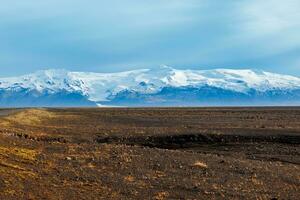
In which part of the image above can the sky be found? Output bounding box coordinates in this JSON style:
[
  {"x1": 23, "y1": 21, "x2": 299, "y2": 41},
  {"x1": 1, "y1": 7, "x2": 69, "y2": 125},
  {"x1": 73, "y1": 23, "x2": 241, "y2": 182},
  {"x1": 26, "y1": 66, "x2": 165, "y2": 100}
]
[{"x1": 0, "y1": 0, "x2": 300, "y2": 77}]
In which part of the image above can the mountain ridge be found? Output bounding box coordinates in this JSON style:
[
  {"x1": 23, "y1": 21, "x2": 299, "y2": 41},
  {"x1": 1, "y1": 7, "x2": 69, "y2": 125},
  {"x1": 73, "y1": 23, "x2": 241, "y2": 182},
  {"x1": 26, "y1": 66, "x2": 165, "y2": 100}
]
[{"x1": 1, "y1": 67, "x2": 300, "y2": 107}]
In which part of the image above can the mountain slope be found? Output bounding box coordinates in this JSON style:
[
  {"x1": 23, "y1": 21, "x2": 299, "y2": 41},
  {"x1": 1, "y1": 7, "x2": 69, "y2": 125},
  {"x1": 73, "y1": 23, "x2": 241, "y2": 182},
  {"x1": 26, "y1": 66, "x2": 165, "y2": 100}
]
[{"x1": 0, "y1": 66, "x2": 300, "y2": 107}]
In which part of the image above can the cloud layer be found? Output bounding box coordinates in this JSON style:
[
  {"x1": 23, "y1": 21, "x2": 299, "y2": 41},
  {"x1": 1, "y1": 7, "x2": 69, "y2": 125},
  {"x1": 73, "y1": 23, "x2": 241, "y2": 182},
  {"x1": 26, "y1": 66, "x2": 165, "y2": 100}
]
[{"x1": 0, "y1": 0, "x2": 299, "y2": 76}]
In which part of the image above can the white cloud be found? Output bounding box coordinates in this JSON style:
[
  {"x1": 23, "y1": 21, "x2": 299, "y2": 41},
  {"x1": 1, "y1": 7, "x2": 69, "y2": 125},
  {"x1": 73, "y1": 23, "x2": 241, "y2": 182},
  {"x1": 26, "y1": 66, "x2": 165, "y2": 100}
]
[
  {"x1": 0, "y1": 0, "x2": 300, "y2": 75},
  {"x1": 240, "y1": 0, "x2": 300, "y2": 34}
]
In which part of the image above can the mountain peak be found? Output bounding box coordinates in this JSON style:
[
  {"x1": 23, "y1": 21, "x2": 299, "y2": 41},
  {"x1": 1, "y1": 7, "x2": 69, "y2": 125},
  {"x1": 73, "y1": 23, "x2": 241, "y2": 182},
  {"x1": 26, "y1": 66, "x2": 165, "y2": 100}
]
[
  {"x1": 0, "y1": 67, "x2": 300, "y2": 107},
  {"x1": 32, "y1": 68, "x2": 70, "y2": 77},
  {"x1": 158, "y1": 65, "x2": 175, "y2": 70}
]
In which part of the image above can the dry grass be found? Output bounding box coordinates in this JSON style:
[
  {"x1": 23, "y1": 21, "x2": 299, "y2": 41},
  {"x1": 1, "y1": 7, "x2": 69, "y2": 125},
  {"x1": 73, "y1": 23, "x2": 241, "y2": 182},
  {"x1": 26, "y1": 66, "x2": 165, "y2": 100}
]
[
  {"x1": 154, "y1": 191, "x2": 169, "y2": 200},
  {"x1": 124, "y1": 175, "x2": 135, "y2": 182},
  {"x1": 0, "y1": 108, "x2": 299, "y2": 199},
  {"x1": 193, "y1": 161, "x2": 208, "y2": 169},
  {"x1": 0, "y1": 146, "x2": 38, "y2": 161},
  {"x1": 3, "y1": 109, "x2": 56, "y2": 126},
  {"x1": 0, "y1": 145, "x2": 38, "y2": 180}
]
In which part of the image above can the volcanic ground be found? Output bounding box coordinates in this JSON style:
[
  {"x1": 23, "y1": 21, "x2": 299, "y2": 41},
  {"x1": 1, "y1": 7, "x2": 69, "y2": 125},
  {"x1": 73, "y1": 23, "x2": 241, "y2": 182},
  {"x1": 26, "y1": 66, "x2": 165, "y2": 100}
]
[{"x1": 0, "y1": 107, "x2": 299, "y2": 199}]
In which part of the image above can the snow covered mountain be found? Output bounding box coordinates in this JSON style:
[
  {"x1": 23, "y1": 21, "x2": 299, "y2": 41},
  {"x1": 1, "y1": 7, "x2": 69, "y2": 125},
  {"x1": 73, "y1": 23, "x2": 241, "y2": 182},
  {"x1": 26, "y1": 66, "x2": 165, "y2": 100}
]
[{"x1": 1, "y1": 66, "x2": 300, "y2": 107}]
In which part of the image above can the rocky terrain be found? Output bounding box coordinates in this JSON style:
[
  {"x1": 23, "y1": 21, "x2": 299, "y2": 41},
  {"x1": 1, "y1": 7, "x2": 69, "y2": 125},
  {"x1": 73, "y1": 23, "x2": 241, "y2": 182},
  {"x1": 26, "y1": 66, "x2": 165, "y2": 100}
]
[{"x1": 0, "y1": 107, "x2": 299, "y2": 199}]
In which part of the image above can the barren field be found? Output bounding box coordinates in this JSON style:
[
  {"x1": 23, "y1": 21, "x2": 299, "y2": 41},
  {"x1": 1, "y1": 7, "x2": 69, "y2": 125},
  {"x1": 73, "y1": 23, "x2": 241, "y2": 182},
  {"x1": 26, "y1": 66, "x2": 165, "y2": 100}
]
[{"x1": 0, "y1": 107, "x2": 299, "y2": 199}]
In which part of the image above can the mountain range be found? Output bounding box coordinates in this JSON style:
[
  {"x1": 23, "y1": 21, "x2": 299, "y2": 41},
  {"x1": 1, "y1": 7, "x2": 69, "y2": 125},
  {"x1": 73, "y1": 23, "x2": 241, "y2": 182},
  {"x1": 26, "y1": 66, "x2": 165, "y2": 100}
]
[{"x1": 1, "y1": 66, "x2": 300, "y2": 107}]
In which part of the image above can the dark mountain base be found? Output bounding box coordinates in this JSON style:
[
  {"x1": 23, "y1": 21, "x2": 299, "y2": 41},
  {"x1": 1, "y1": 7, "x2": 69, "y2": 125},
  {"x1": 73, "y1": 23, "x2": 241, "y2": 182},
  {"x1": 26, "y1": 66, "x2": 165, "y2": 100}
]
[
  {"x1": 105, "y1": 86, "x2": 300, "y2": 106},
  {"x1": 0, "y1": 89, "x2": 97, "y2": 107}
]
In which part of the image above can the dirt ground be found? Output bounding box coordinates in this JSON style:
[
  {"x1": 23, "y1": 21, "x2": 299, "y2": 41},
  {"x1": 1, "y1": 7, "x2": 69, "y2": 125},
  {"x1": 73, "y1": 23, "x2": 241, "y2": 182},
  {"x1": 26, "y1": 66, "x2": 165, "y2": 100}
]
[{"x1": 0, "y1": 107, "x2": 299, "y2": 199}]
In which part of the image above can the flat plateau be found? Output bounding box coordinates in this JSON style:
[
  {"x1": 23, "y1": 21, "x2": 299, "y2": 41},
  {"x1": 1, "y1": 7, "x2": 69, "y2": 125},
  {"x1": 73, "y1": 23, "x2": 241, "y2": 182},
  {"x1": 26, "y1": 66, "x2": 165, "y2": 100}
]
[{"x1": 0, "y1": 107, "x2": 299, "y2": 199}]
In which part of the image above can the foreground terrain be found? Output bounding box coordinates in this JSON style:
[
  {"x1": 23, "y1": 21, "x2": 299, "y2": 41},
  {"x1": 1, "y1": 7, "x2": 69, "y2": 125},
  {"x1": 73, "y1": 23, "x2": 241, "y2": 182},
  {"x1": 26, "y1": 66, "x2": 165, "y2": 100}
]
[{"x1": 0, "y1": 107, "x2": 299, "y2": 199}]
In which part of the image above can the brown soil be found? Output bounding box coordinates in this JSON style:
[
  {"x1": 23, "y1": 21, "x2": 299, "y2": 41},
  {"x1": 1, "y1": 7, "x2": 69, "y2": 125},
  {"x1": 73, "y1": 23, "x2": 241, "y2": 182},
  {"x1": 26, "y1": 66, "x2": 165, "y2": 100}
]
[{"x1": 0, "y1": 107, "x2": 299, "y2": 199}]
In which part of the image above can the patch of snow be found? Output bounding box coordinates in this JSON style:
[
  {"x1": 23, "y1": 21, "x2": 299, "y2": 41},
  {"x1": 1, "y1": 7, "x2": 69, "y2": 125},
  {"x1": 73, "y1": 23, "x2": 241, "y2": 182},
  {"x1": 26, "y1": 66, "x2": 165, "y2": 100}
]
[{"x1": 1, "y1": 66, "x2": 300, "y2": 102}]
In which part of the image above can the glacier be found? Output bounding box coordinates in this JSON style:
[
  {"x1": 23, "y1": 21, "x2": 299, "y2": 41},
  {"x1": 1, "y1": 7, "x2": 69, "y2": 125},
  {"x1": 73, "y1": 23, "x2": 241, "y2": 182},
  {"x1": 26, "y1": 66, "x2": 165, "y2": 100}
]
[{"x1": 0, "y1": 66, "x2": 300, "y2": 107}]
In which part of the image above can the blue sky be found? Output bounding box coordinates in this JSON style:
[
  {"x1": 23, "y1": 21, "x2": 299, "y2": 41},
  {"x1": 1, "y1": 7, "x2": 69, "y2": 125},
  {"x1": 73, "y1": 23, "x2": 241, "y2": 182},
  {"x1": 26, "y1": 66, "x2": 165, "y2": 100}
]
[{"x1": 0, "y1": 0, "x2": 300, "y2": 76}]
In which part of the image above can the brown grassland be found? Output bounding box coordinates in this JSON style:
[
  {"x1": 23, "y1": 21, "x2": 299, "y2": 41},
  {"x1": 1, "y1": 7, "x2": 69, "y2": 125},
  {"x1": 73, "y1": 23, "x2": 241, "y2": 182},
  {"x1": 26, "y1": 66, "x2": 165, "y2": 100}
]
[{"x1": 0, "y1": 107, "x2": 299, "y2": 199}]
